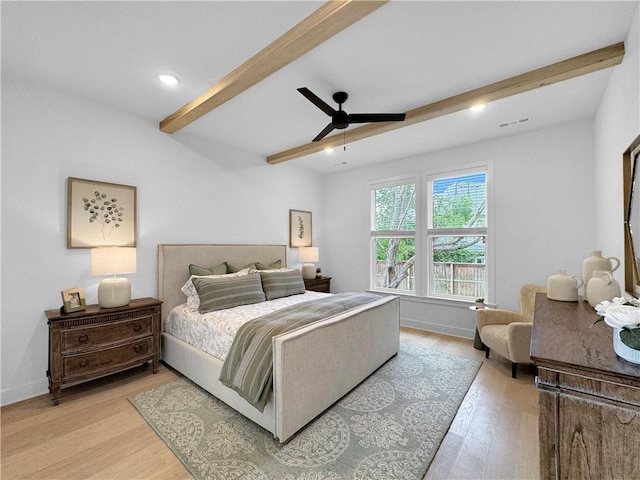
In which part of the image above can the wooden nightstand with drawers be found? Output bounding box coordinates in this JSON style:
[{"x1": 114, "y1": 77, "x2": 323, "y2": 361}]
[
  {"x1": 303, "y1": 276, "x2": 331, "y2": 293},
  {"x1": 45, "y1": 297, "x2": 162, "y2": 405}
]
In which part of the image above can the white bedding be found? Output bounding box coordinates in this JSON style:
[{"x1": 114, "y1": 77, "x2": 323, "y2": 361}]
[{"x1": 164, "y1": 290, "x2": 330, "y2": 360}]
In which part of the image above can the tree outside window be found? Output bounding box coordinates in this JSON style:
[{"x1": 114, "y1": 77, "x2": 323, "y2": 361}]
[{"x1": 371, "y1": 168, "x2": 488, "y2": 300}]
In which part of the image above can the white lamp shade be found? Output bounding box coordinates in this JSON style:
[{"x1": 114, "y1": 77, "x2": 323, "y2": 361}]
[
  {"x1": 298, "y1": 247, "x2": 319, "y2": 263},
  {"x1": 91, "y1": 247, "x2": 136, "y2": 275},
  {"x1": 91, "y1": 247, "x2": 136, "y2": 308}
]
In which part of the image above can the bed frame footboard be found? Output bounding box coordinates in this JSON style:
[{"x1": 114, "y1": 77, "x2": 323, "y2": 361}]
[{"x1": 273, "y1": 295, "x2": 399, "y2": 442}]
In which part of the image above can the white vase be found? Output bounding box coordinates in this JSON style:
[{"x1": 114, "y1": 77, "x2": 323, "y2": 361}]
[
  {"x1": 612, "y1": 327, "x2": 640, "y2": 364},
  {"x1": 582, "y1": 250, "x2": 620, "y2": 287},
  {"x1": 586, "y1": 270, "x2": 621, "y2": 307},
  {"x1": 546, "y1": 269, "x2": 583, "y2": 302}
]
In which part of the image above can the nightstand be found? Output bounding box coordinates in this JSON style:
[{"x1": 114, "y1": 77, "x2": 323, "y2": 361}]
[
  {"x1": 303, "y1": 276, "x2": 331, "y2": 293},
  {"x1": 45, "y1": 297, "x2": 162, "y2": 405}
]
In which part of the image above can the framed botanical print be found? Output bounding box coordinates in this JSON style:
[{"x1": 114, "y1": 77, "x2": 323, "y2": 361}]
[
  {"x1": 289, "y1": 209, "x2": 312, "y2": 247},
  {"x1": 67, "y1": 177, "x2": 137, "y2": 248}
]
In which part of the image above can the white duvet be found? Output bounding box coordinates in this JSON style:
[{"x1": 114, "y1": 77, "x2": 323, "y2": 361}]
[{"x1": 164, "y1": 291, "x2": 330, "y2": 361}]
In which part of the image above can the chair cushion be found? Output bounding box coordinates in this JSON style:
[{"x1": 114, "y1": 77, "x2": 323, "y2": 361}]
[{"x1": 480, "y1": 324, "x2": 534, "y2": 365}]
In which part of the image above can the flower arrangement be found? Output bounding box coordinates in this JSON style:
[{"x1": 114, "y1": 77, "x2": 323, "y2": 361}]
[{"x1": 594, "y1": 297, "x2": 640, "y2": 351}]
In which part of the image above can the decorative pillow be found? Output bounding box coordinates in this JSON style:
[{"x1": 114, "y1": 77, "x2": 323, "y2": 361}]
[
  {"x1": 181, "y1": 269, "x2": 250, "y2": 310},
  {"x1": 227, "y1": 262, "x2": 257, "y2": 273},
  {"x1": 193, "y1": 273, "x2": 266, "y2": 313},
  {"x1": 189, "y1": 262, "x2": 227, "y2": 276},
  {"x1": 260, "y1": 269, "x2": 305, "y2": 301},
  {"x1": 255, "y1": 259, "x2": 282, "y2": 270},
  {"x1": 250, "y1": 267, "x2": 294, "y2": 273}
]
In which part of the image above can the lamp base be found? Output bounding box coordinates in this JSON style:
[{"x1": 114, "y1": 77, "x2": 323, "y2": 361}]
[
  {"x1": 98, "y1": 277, "x2": 131, "y2": 308},
  {"x1": 301, "y1": 264, "x2": 317, "y2": 280}
]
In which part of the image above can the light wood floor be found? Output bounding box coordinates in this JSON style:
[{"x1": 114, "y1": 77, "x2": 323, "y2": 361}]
[{"x1": 1, "y1": 328, "x2": 539, "y2": 480}]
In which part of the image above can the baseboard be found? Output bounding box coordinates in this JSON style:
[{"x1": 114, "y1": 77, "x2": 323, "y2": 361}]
[
  {"x1": 1, "y1": 378, "x2": 49, "y2": 407},
  {"x1": 401, "y1": 317, "x2": 475, "y2": 340}
]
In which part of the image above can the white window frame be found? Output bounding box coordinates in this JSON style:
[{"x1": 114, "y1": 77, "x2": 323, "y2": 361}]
[
  {"x1": 369, "y1": 175, "x2": 419, "y2": 295},
  {"x1": 425, "y1": 162, "x2": 492, "y2": 302},
  {"x1": 369, "y1": 161, "x2": 493, "y2": 304}
]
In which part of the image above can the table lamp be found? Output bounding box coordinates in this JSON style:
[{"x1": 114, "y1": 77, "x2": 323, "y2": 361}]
[
  {"x1": 91, "y1": 246, "x2": 136, "y2": 308},
  {"x1": 298, "y1": 247, "x2": 319, "y2": 280}
]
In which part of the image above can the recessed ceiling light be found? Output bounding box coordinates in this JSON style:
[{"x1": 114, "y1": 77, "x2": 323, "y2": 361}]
[
  {"x1": 158, "y1": 74, "x2": 179, "y2": 86},
  {"x1": 324, "y1": 147, "x2": 335, "y2": 153},
  {"x1": 469, "y1": 104, "x2": 486, "y2": 112}
]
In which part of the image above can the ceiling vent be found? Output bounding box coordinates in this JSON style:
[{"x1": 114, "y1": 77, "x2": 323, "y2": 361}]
[{"x1": 499, "y1": 116, "x2": 533, "y2": 128}]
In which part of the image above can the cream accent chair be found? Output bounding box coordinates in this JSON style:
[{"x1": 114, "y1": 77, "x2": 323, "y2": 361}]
[{"x1": 476, "y1": 284, "x2": 546, "y2": 378}]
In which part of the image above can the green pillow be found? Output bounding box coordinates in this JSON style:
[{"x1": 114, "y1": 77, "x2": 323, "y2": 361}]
[
  {"x1": 193, "y1": 273, "x2": 265, "y2": 312},
  {"x1": 227, "y1": 262, "x2": 257, "y2": 273},
  {"x1": 189, "y1": 262, "x2": 227, "y2": 276},
  {"x1": 255, "y1": 259, "x2": 282, "y2": 270},
  {"x1": 260, "y1": 270, "x2": 305, "y2": 300}
]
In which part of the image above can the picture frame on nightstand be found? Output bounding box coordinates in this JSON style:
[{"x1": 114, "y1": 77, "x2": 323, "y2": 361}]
[{"x1": 61, "y1": 287, "x2": 86, "y2": 313}]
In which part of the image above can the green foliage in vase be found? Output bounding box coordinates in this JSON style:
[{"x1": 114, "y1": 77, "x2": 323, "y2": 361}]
[{"x1": 620, "y1": 327, "x2": 640, "y2": 350}]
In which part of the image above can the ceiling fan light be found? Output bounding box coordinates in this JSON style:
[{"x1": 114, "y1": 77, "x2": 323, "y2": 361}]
[
  {"x1": 324, "y1": 147, "x2": 335, "y2": 153},
  {"x1": 470, "y1": 104, "x2": 486, "y2": 112},
  {"x1": 158, "y1": 74, "x2": 179, "y2": 86}
]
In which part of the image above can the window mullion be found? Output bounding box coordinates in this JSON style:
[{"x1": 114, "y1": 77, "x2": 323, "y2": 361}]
[{"x1": 428, "y1": 227, "x2": 487, "y2": 236}]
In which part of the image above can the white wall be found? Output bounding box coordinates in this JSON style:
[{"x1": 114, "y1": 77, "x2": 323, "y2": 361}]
[
  {"x1": 594, "y1": 7, "x2": 640, "y2": 287},
  {"x1": 324, "y1": 120, "x2": 596, "y2": 337},
  {"x1": 0, "y1": 74, "x2": 325, "y2": 405}
]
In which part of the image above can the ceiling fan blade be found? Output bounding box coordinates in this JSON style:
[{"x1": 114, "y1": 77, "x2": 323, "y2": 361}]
[
  {"x1": 348, "y1": 113, "x2": 406, "y2": 123},
  {"x1": 312, "y1": 123, "x2": 336, "y2": 142},
  {"x1": 298, "y1": 87, "x2": 336, "y2": 116}
]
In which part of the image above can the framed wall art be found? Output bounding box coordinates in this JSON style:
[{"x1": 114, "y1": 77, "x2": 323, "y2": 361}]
[
  {"x1": 61, "y1": 287, "x2": 86, "y2": 313},
  {"x1": 67, "y1": 177, "x2": 137, "y2": 248},
  {"x1": 289, "y1": 209, "x2": 312, "y2": 247}
]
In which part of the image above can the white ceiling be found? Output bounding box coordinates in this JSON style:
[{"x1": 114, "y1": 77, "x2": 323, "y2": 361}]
[{"x1": 2, "y1": 1, "x2": 638, "y2": 174}]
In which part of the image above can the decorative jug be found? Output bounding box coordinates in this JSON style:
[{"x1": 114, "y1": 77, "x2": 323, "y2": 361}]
[
  {"x1": 586, "y1": 270, "x2": 621, "y2": 307},
  {"x1": 582, "y1": 250, "x2": 620, "y2": 287},
  {"x1": 546, "y1": 269, "x2": 583, "y2": 302}
]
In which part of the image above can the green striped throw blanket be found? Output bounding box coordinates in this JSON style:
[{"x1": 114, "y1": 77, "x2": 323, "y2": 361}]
[{"x1": 219, "y1": 292, "x2": 381, "y2": 411}]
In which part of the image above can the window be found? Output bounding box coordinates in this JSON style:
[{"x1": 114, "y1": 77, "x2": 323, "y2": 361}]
[
  {"x1": 370, "y1": 178, "x2": 416, "y2": 294},
  {"x1": 427, "y1": 170, "x2": 487, "y2": 300},
  {"x1": 370, "y1": 165, "x2": 490, "y2": 302}
]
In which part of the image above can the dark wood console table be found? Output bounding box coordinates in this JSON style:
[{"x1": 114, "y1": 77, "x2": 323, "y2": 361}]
[
  {"x1": 45, "y1": 297, "x2": 161, "y2": 405},
  {"x1": 530, "y1": 293, "x2": 640, "y2": 479}
]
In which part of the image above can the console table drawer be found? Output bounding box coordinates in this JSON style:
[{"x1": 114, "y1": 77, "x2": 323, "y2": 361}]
[
  {"x1": 62, "y1": 315, "x2": 152, "y2": 351},
  {"x1": 63, "y1": 338, "x2": 153, "y2": 378}
]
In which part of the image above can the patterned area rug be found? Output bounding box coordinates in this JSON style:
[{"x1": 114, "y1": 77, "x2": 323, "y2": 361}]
[{"x1": 130, "y1": 343, "x2": 481, "y2": 480}]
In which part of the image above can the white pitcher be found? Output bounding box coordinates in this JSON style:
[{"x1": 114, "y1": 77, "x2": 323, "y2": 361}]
[
  {"x1": 586, "y1": 270, "x2": 621, "y2": 307},
  {"x1": 547, "y1": 269, "x2": 583, "y2": 302},
  {"x1": 582, "y1": 250, "x2": 620, "y2": 287}
]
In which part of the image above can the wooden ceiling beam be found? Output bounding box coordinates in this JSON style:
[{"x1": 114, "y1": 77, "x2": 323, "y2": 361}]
[
  {"x1": 159, "y1": 0, "x2": 387, "y2": 134},
  {"x1": 267, "y1": 41, "x2": 625, "y2": 165}
]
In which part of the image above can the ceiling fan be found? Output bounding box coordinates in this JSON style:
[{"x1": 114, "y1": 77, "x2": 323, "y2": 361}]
[{"x1": 297, "y1": 87, "x2": 406, "y2": 142}]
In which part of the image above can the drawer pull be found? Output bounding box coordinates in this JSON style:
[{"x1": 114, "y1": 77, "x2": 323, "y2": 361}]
[
  {"x1": 133, "y1": 323, "x2": 142, "y2": 332},
  {"x1": 78, "y1": 334, "x2": 89, "y2": 343},
  {"x1": 80, "y1": 359, "x2": 89, "y2": 367},
  {"x1": 134, "y1": 345, "x2": 143, "y2": 353}
]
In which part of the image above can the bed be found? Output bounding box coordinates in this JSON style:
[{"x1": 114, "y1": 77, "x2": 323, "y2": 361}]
[{"x1": 157, "y1": 243, "x2": 400, "y2": 442}]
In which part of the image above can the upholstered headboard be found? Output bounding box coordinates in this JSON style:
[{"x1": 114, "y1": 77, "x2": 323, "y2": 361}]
[{"x1": 157, "y1": 244, "x2": 287, "y2": 321}]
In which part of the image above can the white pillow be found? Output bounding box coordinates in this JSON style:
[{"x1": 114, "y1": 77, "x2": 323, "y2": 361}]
[{"x1": 181, "y1": 268, "x2": 250, "y2": 310}]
